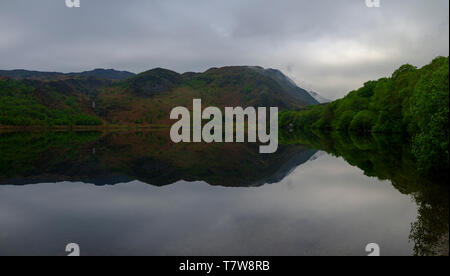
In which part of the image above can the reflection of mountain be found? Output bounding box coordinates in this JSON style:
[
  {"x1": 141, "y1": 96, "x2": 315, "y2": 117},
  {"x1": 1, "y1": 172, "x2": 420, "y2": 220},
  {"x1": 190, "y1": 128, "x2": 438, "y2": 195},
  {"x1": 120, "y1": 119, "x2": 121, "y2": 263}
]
[
  {"x1": 0, "y1": 131, "x2": 316, "y2": 187},
  {"x1": 261, "y1": 148, "x2": 317, "y2": 185},
  {"x1": 306, "y1": 151, "x2": 326, "y2": 162}
]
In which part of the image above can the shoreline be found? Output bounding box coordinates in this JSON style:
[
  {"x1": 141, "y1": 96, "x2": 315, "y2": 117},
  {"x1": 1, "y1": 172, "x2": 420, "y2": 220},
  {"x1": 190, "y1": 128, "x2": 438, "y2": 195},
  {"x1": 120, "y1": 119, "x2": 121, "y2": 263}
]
[{"x1": 0, "y1": 124, "x2": 170, "y2": 132}]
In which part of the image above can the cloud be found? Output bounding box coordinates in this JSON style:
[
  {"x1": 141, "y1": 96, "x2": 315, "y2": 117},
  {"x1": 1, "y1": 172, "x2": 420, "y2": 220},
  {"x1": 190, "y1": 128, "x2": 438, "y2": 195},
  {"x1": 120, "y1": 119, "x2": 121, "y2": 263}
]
[{"x1": 0, "y1": 0, "x2": 448, "y2": 99}]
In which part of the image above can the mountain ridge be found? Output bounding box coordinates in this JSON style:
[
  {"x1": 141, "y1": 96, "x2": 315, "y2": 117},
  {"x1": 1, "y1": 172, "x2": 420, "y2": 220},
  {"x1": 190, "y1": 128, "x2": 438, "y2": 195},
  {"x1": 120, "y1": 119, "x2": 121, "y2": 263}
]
[
  {"x1": 0, "y1": 68, "x2": 135, "y2": 81},
  {"x1": 0, "y1": 65, "x2": 321, "y2": 127},
  {"x1": 0, "y1": 66, "x2": 326, "y2": 104}
]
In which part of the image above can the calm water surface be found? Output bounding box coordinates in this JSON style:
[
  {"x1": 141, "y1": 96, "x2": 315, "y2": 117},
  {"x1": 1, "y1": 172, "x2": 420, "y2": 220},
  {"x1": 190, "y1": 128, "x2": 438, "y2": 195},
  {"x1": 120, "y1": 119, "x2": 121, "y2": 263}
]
[{"x1": 0, "y1": 131, "x2": 447, "y2": 256}]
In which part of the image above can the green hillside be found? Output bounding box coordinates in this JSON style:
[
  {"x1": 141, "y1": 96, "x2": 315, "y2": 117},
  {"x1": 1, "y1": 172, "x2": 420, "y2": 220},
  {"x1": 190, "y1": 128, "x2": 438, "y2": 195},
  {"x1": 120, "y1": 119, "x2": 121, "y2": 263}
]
[
  {"x1": 280, "y1": 56, "x2": 449, "y2": 178},
  {"x1": 0, "y1": 66, "x2": 317, "y2": 127},
  {"x1": 0, "y1": 77, "x2": 102, "y2": 126}
]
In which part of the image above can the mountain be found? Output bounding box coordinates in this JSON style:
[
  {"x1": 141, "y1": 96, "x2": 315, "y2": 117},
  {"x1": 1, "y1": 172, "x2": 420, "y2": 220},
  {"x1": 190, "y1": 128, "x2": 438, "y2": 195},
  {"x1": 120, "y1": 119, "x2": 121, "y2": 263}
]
[
  {"x1": 95, "y1": 66, "x2": 317, "y2": 125},
  {"x1": 0, "y1": 68, "x2": 135, "y2": 81},
  {"x1": 122, "y1": 67, "x2": 183, "y2": 97},
  {"x1": 249, "y1": 67, "x2": 319, "y2": 105},
  {"x1": 66, "y1": 69, "x2": 135, "y2": 80},
  {"x1": 0, "y1": 65, "x2": 318, "y2": 127},
  {"x1": 308, "y1": 91, "x2": 331, "y2": 103}
]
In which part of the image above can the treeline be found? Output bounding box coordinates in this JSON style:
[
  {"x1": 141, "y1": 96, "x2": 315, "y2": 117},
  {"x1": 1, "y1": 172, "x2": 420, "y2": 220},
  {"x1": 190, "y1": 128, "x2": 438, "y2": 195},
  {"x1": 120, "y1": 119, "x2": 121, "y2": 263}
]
[
  {"x1": 0, "y1": 78, "x2": 102, "y2": 126},
  {"x1": 280, "y1": 57, "x2": 449, "y2": 178}
]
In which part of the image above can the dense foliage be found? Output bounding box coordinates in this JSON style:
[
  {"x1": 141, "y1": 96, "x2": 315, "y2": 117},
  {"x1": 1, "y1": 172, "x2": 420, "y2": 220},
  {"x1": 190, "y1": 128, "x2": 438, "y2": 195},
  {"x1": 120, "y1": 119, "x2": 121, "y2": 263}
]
[
  {"x1": 280, "y1": 57, "x2": 449, "y2": 178},
  {"x1": 0, "y1": 78, "x2": 102, "y2": 126}
]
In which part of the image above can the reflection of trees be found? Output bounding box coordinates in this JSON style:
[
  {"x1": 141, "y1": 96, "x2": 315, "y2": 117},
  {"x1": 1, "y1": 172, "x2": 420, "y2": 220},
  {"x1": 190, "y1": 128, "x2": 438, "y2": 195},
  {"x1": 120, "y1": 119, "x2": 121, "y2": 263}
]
[
  {"x1": 280, "y1": 129, "x2": 449, "y2": 256},
  {"x1": 0, "y1": 131, "x2": 102, "y2": 178},
  {"x1": 410, "y1": 184, "x2": 449, "y2": 256}
]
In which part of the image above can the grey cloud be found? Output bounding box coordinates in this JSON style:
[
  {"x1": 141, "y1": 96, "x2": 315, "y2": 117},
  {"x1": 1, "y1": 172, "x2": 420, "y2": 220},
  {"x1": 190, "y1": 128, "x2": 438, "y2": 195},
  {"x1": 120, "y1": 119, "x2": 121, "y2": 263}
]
[{"x1": 0, "y1": 0, "x2": 448, "y2": 99}]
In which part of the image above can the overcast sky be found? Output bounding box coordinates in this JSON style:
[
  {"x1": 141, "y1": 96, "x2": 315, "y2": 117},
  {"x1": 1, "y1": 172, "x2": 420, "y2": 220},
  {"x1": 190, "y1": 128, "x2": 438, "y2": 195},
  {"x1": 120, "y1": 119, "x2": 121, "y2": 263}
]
[{"x1": 0, "y1": 0, "x2": 448, "y2": 99}]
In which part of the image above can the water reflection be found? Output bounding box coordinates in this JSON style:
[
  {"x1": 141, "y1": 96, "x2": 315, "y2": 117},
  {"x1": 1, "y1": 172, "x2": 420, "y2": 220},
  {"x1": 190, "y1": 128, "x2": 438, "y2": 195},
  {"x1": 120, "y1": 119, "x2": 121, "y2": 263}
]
[
  {"x1": 281, "y1": 129, "x2": 449, "y2": 256},
  {"x1": 0, "y1": 131, "x2": 316, "y2": 187},
  {"x1": 0, "y1": 130, "x2": 447, "y2": 256}
]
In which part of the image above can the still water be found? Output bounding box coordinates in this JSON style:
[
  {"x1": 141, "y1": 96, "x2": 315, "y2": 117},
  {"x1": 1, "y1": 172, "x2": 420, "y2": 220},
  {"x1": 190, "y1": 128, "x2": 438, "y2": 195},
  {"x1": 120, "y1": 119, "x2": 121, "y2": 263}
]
[{"x1": 0, "y1": 131, "x2": 447, "y2": 256}]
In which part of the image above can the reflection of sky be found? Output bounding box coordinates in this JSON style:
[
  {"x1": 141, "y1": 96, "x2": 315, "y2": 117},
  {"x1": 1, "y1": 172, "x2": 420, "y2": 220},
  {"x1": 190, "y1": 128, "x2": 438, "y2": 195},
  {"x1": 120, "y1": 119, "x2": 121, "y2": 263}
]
[{"x1": 0, "y1": 153, "x2": 417, "y2": 256}]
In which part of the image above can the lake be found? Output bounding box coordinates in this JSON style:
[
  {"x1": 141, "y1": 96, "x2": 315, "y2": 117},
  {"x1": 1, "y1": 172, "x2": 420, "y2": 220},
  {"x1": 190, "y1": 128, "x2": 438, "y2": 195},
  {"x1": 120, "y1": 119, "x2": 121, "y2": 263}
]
[{"x1": 0, "y1": 130, "x2": 448, "y2": 256}]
